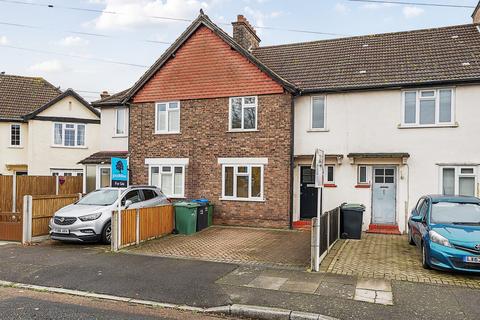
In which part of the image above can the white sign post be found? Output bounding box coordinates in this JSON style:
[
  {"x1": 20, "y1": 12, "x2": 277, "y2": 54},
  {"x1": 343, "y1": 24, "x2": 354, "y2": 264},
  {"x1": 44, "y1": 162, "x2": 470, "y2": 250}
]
[{"x1": 312, "y1": 148, "x2": 325, "y2": 272}]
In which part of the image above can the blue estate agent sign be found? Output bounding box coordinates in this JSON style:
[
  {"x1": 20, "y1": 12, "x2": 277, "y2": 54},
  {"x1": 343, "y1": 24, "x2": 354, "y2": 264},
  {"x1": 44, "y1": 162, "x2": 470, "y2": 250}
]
[{"x1": 111, "y1": 157, "x2": 128, "y2": 188}]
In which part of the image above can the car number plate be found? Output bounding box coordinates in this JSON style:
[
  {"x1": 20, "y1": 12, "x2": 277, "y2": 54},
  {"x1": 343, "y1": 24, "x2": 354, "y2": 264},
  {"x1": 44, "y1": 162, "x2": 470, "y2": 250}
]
[
  {"x1": 464, "y1": 256, "x2": 480, "y2": 263},
  {"x1": 53, "y1": 228, "x2": 70, "y2": 234}
]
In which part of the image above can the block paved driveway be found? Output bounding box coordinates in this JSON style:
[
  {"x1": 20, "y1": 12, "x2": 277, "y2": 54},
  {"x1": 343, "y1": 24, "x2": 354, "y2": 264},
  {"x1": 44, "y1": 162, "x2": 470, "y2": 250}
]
[
  {"x1": 127, "y1": 226, "x2": 310, "y2": 269},
  {"x1": 321, "y1": 233, "x2": 480, "y2": 288}
]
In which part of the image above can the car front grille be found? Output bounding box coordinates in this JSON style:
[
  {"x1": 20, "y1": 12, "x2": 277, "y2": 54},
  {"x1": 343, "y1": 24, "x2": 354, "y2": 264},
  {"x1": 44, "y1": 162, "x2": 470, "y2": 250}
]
[
  {"x1": 450, "y1": 257, "x2": 480, "y2": 270},
  {"x1": 54, "y1": 216, "x2": 77, "y2": 225},
  {"x1": 452, "y1": 244, "x2": 480, "y2": 255}
]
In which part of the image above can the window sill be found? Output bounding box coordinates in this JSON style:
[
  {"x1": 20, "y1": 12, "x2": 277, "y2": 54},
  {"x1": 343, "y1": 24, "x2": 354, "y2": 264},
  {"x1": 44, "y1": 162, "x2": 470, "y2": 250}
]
[
  {"x1": 227, "y1": 129, "x2": 259, "y2": 133},
  {"x1": 219, "y1": 197, "x2": 265, "y2": 202},
  {"x1": 324, "y1": 184, "x2": 337, "y2": 188},
  {"x1": 154, "y1": 131, "x2": 181, "y2": 135},
  {"x1": 113, "y1": 135, "x2": 128, "y2": 138},
  {"x1": 398, "y1": 122, "x2": 458, "y2": 129},
  {"x1": 166, "y1": 196, "x2": 186, "y2": 199},
  {"x1": 51, "y1": 145, "x2": 88, "y2": 149},
  {"x1": 355, "y1": 184, "x2": 371, "y2": 189},
  {"x1": 307, "y1": 128, "x2": 329, "y2": 132},
  {"x1": 8, "y1": 145, "x2": 23, "y2": 149}
]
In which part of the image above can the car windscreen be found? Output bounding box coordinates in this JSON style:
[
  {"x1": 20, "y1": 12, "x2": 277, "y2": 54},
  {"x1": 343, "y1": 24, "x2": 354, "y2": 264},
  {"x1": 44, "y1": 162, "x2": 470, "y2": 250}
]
[
  {"x1": 431, "y1": 201, "x2": 480, "y2": 225},
  {"x1": 77, "y1": 189, "x2": 119, "y2": 206}
]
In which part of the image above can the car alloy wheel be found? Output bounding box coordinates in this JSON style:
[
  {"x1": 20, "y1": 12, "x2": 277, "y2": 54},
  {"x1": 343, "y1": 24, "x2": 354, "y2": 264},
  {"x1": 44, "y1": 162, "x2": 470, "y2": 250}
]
[
  {"x1": 105, "y1": 225, "x2": 111, "y2": 243},
  {"x1": 408, "y1": 228, "x2": 415, "y2": 245}
]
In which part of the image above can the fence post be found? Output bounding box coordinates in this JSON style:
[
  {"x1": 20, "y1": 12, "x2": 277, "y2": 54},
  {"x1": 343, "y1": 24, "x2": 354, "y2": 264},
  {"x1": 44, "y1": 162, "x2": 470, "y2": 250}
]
[
  {"x1": 78, "y1": 193, "x2": 82, "y2": 200},
  {"x1": 327, "y1": 210, "x2": 331, "y2": 253},
  {"x1": 337, "y1": 207, "x2": 341, "y2": 239},
  {"x1": 311, "y1": 217, "x2": 319, "y2": 272},
  {"x1": 135, "y1": 208, "x2": 140, "y2": 245},
  {"x1": 111, "y1": 211, "x2": 117, "y2": 252},
  {"x1": 22, "y1": 195, "x2": 32, "y2": 245},
  {"x1": 12, "y1": 174, "x2": 16, "y2": 213},
  {"x1": 55, "y1": 176, "x2": 59, "y2": 195}
]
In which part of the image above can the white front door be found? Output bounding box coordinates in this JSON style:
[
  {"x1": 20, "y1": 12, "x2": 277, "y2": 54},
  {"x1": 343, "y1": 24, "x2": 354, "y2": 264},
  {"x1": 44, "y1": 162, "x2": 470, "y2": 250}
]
[{"x1": 372, "y1": 166, "x2": 396, "y2": 224}]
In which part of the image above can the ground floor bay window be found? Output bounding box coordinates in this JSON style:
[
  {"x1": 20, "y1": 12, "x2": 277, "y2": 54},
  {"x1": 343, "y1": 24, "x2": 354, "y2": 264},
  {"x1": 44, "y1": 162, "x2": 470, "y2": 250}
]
[
  {"x1": 219, "y1": 158, "x2": 266, "y2": 201},
  {"x1": 440, "y1": 166, "x2": 477, "y2": 197}
]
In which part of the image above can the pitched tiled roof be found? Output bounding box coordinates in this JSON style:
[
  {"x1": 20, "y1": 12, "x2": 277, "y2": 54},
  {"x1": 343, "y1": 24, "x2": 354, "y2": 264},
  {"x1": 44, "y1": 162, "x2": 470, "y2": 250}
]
[
  {"x1": 0, "y1": 74, "x2": 62, "y2": 120},
  {"x1": 92, "y1": 88, "x2": 130, "y2": 107},
  {"x1": 78, "y1": 151, "x2": 129, "y2": 164},
  {"x1": 252, "y1": 23, "x2": 480, "y2": 92}
]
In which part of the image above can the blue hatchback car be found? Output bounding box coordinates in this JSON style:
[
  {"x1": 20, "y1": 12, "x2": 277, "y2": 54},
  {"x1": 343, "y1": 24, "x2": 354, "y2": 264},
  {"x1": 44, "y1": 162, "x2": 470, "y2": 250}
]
[{"x1": 408, "y1": 195, "x2": 480, "y2": 273}]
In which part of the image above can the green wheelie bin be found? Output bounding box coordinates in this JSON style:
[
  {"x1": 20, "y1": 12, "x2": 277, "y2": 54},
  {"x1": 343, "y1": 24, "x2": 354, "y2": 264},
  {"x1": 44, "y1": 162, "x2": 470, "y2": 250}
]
[{"x1": 173, "y1": 202, "x2": 199, "y2": 235}]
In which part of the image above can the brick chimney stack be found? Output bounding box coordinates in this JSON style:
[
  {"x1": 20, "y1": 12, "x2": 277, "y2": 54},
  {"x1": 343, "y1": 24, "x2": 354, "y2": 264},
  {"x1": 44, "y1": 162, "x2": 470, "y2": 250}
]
[
  {"x1": 473, "y1": 1, "x2": 480, "y2": 23},
  {"x1": 232, "y1": 15, "x2": 260, "y2": 51},
  {"x1": 100, "y1": 91, "x2": 110, "y2": 100}
]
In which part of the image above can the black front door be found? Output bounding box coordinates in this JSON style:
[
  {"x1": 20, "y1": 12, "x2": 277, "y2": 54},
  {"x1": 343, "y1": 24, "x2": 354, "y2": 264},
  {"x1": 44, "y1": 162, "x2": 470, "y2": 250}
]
[{"x1": 300, "y1": 166, "x2": 318, "y2": 219}]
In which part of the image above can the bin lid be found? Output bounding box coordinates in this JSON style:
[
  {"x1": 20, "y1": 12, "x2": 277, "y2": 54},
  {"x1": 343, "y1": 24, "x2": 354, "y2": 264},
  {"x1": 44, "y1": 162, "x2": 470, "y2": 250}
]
[
  {"x1": 173, "y1": 201, "x2": 201, "y2": 208},
  {"x1": 191, "y1": 199, "x2": 209, "y2": 203},
  {"x1": 341, "y1": 203, "x2": 365, "y2": 211}
]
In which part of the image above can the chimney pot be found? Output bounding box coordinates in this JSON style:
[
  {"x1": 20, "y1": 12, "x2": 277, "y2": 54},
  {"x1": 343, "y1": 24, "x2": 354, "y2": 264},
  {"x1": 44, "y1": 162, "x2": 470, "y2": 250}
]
[
  {"x1": 232, "y1": 14, "x2": 260, "y2": 51},
  {"x1": 100, "y1": 91, "x2": 110, "y2": 99}
]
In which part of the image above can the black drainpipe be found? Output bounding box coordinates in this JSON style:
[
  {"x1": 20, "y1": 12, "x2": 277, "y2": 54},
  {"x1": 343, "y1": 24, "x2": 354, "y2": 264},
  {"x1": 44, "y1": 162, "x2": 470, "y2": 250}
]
[{"x1": 289, "y1": 93, "x2": 295, "y2": 229}]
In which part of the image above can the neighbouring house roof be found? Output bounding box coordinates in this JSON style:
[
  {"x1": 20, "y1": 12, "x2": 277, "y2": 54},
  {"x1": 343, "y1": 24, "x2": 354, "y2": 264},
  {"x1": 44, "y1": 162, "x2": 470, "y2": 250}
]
[
  {"x1": 92, "y1": 88, "x2": 130, "y2": 108},
  {"x1": 24, "y1": 88, "x2": 100, "y2": 120},
  {"x1": 252, "y1": 23, "x2": 480, "y2": 92},
  {"x1": 0, "y1": 74, "x2": 62, "y2": 121},
  {"x1": 123, "y1": 10, "x2": 297, "y2": 103},
  {"x1": 473, "y1": 2, "x2": 480, "y2": 19},
  {"x1": 78, "y1": 151, "x2": 129, "y2": 165}
]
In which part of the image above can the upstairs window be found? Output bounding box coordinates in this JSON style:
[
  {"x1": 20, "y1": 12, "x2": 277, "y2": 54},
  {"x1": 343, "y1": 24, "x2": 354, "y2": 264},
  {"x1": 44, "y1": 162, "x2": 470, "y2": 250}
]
[
  {"x1": 53, "y1": 123, "x2": 85, "y2": 147},
  {"x1": 311, "y1": 96, "x2": 326, "y2": 130},
  {"x1": 155, "y1": 101, "x2": 180, "y2": 134},
  {"x1": 403, "y1": 89, "x2": 454, "y2": 126},
  {"x1": 115, "y1": 107, "x2": 127, "y2": 136},
  {"x1": 229, "y1": 96, "x2": 257, "y2": 131},
  {"x1": 10, "y1": 124, "x2": 21, "y2": 146}
]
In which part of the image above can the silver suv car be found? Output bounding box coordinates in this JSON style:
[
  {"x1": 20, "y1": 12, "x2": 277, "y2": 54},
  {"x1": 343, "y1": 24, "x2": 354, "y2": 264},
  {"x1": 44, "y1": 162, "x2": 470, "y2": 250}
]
[{"x1": 49, "y1": 186, "x2": 169, "y2": 243}]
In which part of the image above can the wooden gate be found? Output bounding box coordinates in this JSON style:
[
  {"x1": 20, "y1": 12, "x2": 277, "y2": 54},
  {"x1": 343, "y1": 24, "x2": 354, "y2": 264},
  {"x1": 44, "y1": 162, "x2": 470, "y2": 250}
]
[{"x1": 0, "y1": 212, "x2": 22, "y2": 241}]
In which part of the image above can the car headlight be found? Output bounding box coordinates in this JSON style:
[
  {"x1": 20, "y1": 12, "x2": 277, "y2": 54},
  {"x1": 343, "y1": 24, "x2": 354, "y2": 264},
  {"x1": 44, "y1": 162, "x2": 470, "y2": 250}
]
[
  {"x1": 79, "y1": 212, "x2": 102, "y2": 222},
  {"x1": 429, "y1": 230, "x2": 453, "y2": 248}
]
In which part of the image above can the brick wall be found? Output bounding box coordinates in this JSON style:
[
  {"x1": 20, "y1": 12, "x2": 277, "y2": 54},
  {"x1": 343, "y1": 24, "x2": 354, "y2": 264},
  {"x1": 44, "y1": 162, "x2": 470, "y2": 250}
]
[{"x1": 129, "y1": 93, "x2": 293, "y2": 228}]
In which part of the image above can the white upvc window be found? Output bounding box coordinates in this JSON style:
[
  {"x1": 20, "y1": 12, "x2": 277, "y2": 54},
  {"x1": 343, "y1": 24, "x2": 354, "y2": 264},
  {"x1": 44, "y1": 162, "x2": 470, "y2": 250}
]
[
  {"x1": 51, "y1": 169, "x2": 83, "y2": 177},
  {"x1": 229, "y1": 96, "x2": 257, "y2": 131},
  {"x1": 440, "y1": 166, "x2": 477, "y2": 197},
  {"x1": 53, "y1": 123, "x2": 86, "y2": 147},
  {"x1": 114, "y1": 107, "x2": 127, "y2": 136},
  {"x1": 310, "y1": 96, "x2": 326, "y2": 130},
  {"x1": 10, "y1": 124, "x2": 21, "y2": 147},
  {"x1": 149, "y1": 165, "x2": 185, "y2": 198},
  {"x1": 402, "y1": 88, "x2": 455, "y2": 127},
  {"x1": 155, "y1": 101, "x2": 180, "y2": 134},
  {"x1": 221, "y1": 164, "x2": 264, "y2": 201},
  {"x1": 325, "y1": 165, "x2": 335, "y2": 184},
  {"x1": 357, "y1": 165, "x2": 370, "y2": 184}
]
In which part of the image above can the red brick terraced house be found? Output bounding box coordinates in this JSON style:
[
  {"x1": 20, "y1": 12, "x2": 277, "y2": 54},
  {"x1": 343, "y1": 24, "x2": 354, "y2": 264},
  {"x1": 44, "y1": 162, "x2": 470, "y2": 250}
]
[{"x1": 122, "y1": 12, "x2": 297, "y2": 228}]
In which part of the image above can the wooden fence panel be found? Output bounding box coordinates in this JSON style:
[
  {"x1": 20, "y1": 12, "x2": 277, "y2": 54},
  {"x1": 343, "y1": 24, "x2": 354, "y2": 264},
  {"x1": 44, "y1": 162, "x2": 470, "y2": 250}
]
[
  {"x1": 59, "y1": 176, "x2": 83, "y2": 195},
  {"x1": 0, "y1": 212, "x2": 22, "y2": 241},
  {"x1": 121, "y1": 209, "x2": 137, "y2": 246},
  {"x1": 16, "y1": 176, "x2": 56, "y2": 213},
  {"x1": 0, "y1": 176, "x2": 13, "y2": 212},
  {"x1": 31, "y1": 194, "x2": 79, "y2": 237},
  {"x1": 139, "y1": 205, "x2": 174, "y2": 242}
]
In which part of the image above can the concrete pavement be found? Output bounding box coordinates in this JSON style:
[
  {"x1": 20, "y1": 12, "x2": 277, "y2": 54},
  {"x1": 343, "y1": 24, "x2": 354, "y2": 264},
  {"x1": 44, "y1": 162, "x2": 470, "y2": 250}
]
[{"x1": 0, "y1": 242, "x2": 479, "y2": 320}]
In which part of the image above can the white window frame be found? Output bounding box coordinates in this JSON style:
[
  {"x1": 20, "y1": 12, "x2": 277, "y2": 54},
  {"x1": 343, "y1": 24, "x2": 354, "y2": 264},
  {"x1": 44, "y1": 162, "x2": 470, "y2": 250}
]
[
  {"x1": 439, "y1": 166, "x2": 477, "y2": 196},
  {"x1": 148, "y1": 164, "x2": 185, "y2": 198},
  {"x1": 51, "y1": 169, "x2": 83, "y2": 176},
  {"x1": 155, "y1": 101, "x2": 180, "y2": 134},
  {"x1": 401, "y1": 88, "x2": 455, "y2": 127},
  {"x1": 325, "y1": 165, "x2": 335, "y2": 184},
  {"x1": 9, "y1": 123, "x2": 22, "y2": 147},
  {"x1": 52, "y1": 122, "x2": 86, "y2": 148},
  {"x1": 357, "y1": 165, "x2": 370, "y2": 185},
  {"x1": 310, "y1": 96, "x2": 327, "y2": 131},
  {"x1": 221, "y1": 164, "x2": 264, "y2": 201},
  {"x1": 228, "y1": 96, "x2": 258, "y2": 131},
  {"x1": 114, "y1": 107, "x2": 127, "y2": 137}
]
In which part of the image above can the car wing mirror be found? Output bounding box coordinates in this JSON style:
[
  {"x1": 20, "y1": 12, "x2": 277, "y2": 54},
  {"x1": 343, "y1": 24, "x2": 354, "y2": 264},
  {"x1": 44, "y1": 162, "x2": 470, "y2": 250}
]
[
  {"x1": 411, "y1": 216, "x2": 422, "y2": 223},
  {"x1": 124, "y1": 199, "x2": 133, "y2": 209}
]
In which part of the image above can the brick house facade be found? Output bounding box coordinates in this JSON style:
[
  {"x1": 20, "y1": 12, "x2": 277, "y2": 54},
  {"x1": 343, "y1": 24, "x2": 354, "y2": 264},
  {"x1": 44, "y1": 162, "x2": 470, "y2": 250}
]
[{"x1": 126, "y1": 13, "x2": 296, "y2": 228}]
